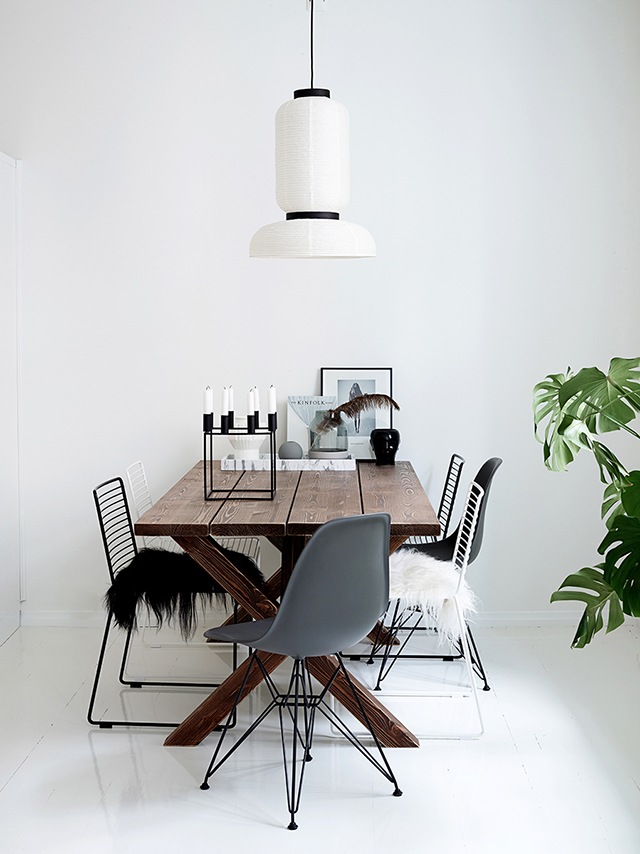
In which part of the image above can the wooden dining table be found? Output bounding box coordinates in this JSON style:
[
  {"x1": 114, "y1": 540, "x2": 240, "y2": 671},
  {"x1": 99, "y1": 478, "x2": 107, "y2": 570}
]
[{"x1": 134, "y1": 459, "x2": 440, "y2": 749}]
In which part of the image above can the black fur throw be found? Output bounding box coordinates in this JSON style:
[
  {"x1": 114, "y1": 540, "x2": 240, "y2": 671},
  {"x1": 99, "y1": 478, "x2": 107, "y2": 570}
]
[{"x1": 104, "y1": 540, "x2": 264, "y2": 641}]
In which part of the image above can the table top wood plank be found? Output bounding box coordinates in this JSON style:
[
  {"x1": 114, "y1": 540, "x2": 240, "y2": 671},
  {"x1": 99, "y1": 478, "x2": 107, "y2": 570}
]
[
  {"x1": 358, "y1": 460, "x2": 440, "y2": 537},
  {"x1": 208, "y1": 469, "x2": 301, "y2": 537},
  {"x1": 134, "y1": 459, "x2": 440, "y2": 539},
  {"x1": 134, "y1": 462, "x2": 241, "y2": 537},
  {"x1": 286, "y1": 469, "x2": 363, "y2": 536}
]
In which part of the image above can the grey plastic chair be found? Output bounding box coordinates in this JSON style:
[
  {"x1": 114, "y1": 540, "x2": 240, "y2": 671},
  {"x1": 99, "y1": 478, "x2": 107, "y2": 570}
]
[{"x1": 200, "y1": 512, "x2": 402, "y2": 831}]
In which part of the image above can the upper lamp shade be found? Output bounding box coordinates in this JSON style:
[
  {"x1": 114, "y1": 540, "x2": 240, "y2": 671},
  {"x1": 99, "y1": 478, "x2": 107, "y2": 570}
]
[{"x1": 250, "y1": 91, "x2": 376, "y2": 259}]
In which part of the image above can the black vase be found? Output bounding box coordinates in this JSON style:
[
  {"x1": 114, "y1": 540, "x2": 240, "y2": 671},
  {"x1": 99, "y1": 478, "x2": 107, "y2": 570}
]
[{"x1": 370, "y1": 429, "x2": 400, "y2": 465}]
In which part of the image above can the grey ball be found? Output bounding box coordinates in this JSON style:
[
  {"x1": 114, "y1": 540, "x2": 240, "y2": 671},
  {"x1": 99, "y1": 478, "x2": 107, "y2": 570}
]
[{"x1": 279, "y1": 441, "x2": 304, "y2": 459}]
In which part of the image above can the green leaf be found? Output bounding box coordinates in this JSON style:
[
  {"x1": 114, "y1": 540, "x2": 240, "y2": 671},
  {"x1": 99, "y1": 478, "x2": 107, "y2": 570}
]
[
  {"x1": 533, "y1": 370, "x2": 584, "y2": 472},
  {"x1": 601, "y1": 480, "x2": 627, "y2": 529},
  {"x1": 621, "y1": 471, "x2": 640, "y2": 520},
  {"x1": 590, "y1": 440, "x2": 628, "y2": 485},
  {"x1": 558, "y1": 358, "x2": 640, "y2": 435},
  {"x1": 550, "y1": 564, "x2": 625, "y2": 648},
  {"x1": 599, "y1": 514, "x2": 640, "y2": 617}
]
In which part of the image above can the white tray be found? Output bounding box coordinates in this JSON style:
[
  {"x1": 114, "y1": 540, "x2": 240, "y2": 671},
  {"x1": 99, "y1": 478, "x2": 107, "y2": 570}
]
[{"x1": 221, "y1": 454, "x2": 356, "y2": 471}]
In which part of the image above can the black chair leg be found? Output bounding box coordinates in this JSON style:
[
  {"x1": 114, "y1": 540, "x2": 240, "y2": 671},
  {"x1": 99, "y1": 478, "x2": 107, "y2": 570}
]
[
  {"x1": 87, "y1": 609, "x2": 117, "y2": 727},
  {"x1": 88, "y1": 608, "x2": 235, "y2": 729},
  {"x1": 313, "y1": 655, "x2": 402, "y2": 797},
  {"x1": 116, "y1": 617, "x2": 229, "y2": 690},
  {"x1": 370, "y1": 609, "x2": 490, "y2": 693},
  {"x1": 465, "y1": 624, "x2": 490, "y2": 691},
  {"x1": 278, "y1": 660, "x2": 315, "y2": 830},
  {"x1": 201, "y1": 654, "x2": 401, "y2": 830}
]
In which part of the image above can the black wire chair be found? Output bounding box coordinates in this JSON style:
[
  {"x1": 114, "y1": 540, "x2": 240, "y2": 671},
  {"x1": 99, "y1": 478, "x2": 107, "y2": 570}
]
[
  {"x1": 368, "y1": 457, "x2": 502, "y2": 693},
  {"x1": 87, "y1": 477, "x2": 236, "y2": 729},
  {"x1": 406, "y1": 453, "x2": 465, "y2": 546}
]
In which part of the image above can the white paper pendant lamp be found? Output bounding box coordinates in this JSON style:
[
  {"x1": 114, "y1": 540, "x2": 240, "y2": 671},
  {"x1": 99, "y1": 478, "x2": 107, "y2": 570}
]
[{"x1": 250, "y1": 5, "x2": 375, "y2": 259}]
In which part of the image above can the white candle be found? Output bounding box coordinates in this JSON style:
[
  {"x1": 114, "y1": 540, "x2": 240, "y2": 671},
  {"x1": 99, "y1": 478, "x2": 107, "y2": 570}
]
[
  {"x1": 204, "y1": 386, "x2": 213, "y2": 414},
  {"x1": 228, "y1": 386, "x2": 234, "y2": 411},
  {"x1": 253, "y1": 386, "x2": 260, "y2": 413},
  {"x1": 221, "y1": 387, "x2": 229, "y2": 416},
  {"x1": 268, "y1": 385, "x2": 277, "y2": 413},
  {"x1": 247, "y1": 389, "x2": 255, "y2": 415}
]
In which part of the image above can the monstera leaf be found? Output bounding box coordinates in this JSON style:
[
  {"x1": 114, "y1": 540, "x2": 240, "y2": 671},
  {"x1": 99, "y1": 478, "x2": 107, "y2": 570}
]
[
  {"x1": 559, "y1": 357, "x2": 640, "y2": 434},
  {"x1": 599, "y1": 513, "x2": 640, "y2": 617},
  {"x1": 533, "y1": 370, "x2": 582, "y2": 472},
  {"x1": 589, "y1": 440, "x2": 628, "y2": 486},
  {"x1": 550, "y1": 565, "x2": 625, "y2": 648},
  {"x1": 600, "y1": 473, "x2": 640, "y2": 530},
  {"x1": 601, "y1": 481, "x2": 627, "y2": 529},
  {"x1": 533, "y1": 362, "x2": 634, "y2": 483},
  {"x1": 621, "y1": 471, "x2": 640, "y2": 520}
]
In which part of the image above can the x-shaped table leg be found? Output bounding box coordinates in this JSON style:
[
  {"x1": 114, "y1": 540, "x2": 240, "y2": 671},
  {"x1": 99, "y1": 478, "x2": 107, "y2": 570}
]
[{"x1": 164, "y1": 535, "x2": 419, "y2": 748}]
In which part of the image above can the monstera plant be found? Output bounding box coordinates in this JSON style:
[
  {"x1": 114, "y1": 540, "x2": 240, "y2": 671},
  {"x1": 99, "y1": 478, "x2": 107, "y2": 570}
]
[{"x1": 533, "y1": 357, "x2": 640, "y2": 647}]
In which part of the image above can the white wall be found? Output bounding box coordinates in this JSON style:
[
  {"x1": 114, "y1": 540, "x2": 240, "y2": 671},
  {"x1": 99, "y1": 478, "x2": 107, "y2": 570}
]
[
  {"x1": 0, "y1": 152, "x2": 21, "y2": 642},
  {"x1": 0, "y1": 0, "x2": 638, "y2": 626}
]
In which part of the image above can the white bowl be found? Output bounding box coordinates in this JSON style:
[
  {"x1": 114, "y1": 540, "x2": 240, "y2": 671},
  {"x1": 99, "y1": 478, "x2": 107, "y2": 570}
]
[{"x1": 229, "y1": 435, "x2": 264, "y2": 460}]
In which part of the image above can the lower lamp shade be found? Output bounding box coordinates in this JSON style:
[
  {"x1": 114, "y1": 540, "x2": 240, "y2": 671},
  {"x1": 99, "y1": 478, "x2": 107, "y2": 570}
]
[{"x1": 250, "y1": 217, "x2": 376, "y2": 259}]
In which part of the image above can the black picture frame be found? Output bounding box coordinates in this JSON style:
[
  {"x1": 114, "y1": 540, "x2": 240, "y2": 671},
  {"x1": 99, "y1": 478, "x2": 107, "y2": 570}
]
[{"x1": 320, "y1": 367, "x2": 394, "y2": 459}]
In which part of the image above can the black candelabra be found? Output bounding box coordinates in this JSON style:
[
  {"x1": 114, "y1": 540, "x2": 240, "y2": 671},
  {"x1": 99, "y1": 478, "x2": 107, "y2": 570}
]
[{"x1": 203, "y1": 409, "x2": 277, "y2": 501}]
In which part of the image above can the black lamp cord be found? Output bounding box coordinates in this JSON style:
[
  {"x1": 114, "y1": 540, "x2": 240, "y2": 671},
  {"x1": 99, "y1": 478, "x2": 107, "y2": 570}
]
[{"x1": 310, "y1": 0, "x2": 315, "y2": 89}]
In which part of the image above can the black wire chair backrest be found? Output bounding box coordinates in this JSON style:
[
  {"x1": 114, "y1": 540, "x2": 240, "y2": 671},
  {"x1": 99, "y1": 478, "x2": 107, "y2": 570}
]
[
  {"x1": 93, "y1": 477, "x2": 138, "y2": 584},
  {"x1": 436, "y1": 453, "x2": 465, "y2": 540}
]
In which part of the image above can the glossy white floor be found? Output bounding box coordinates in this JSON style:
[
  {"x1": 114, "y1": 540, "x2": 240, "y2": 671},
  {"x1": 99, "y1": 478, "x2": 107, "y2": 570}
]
[{"x1": 1, "y1": 621, "x2": 639, "y2": 854}]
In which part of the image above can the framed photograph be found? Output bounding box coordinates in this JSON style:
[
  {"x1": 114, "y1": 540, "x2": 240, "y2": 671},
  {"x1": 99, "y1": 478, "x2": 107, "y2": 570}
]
[{"x1": 320, "y1": 367, "x2": 393, "y2": 459}]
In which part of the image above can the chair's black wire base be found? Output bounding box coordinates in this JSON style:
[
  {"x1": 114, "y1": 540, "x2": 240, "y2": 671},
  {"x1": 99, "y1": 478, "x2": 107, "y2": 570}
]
[
  {"x1": 87, "y1": 609, "x2": 239, "y2": 729},
  {"x1": 367, "y1": 604, "x2": 490, "y2": 692},
  {"x1": 200, "y1": 651, "x2": 402, "y2": 830}
]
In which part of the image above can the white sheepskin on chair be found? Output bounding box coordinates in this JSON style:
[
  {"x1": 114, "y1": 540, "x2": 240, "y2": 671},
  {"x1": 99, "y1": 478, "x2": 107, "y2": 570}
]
[{"x1": 388, "y1": 549, "x2": 478, "y2": 644}]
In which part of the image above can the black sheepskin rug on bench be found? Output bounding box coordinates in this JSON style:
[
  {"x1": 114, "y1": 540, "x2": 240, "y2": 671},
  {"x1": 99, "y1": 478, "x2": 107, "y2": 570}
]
[{"x1": 105, "y1": 540, "x2": 264, "y2": 641}]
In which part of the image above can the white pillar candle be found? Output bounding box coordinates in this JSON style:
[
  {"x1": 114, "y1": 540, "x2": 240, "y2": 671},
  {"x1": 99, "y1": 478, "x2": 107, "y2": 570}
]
[
  {"x1": 247, "y1": 389, "x2": 255, "y2": 414},
  {"x1": 204, "y1": 386, "x2": 213, "y2": 414},
  {"x1": 221, "y1": 387, "x2": 229, "y2": 416},
  {"x1": 228, "y1": 386, "x2": 234, "y2": 411},
  {"x1": 253, "y1": 386, "x2": 260, "y2": 413},
  {"x1": 268, "y1": 385, "x2": 277, "y2": 413}
]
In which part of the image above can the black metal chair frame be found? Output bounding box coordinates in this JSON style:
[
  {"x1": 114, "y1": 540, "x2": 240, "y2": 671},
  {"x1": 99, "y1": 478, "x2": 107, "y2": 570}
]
[
  {"x1": 87, "y1": 477, "x2": 238, "y2": 729},
  {"x1": 201, "y1": 651, "x2": 400, "y2": 830}
]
